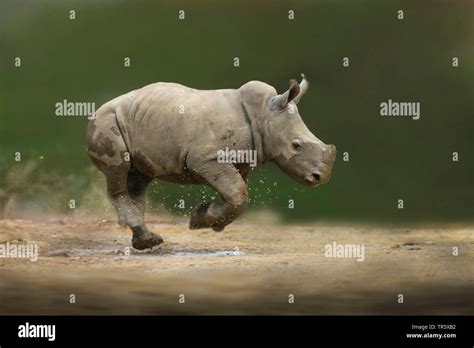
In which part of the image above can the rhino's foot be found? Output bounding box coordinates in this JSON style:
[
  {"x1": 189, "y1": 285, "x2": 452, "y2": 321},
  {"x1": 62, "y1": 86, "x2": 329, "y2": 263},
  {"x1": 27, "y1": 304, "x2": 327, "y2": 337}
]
[
  {"x1": 211, "y1": 224, "x2": 225, "y2": 232},
  {"x1": 131, "y1": 226, "x2": 163, "y2": 250},
  {"x1": 118, "y1": 218, "x2": 127, "y2": 227},
  {"x1": 189, "y1": 202, "x2": 211, "y2": 230}
]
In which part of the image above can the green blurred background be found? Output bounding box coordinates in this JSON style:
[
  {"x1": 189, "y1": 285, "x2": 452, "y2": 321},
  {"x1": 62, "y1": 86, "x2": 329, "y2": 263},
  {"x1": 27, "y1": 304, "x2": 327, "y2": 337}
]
[{"x1": 0, "y1": 0, "x2": 472, "y2": 223}]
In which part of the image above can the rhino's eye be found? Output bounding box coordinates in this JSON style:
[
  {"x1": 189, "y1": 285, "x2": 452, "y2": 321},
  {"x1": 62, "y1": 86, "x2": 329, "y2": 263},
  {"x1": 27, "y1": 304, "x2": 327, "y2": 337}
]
[{"x1": 292, "y1": 140, "x2": 301, "y2": 150}]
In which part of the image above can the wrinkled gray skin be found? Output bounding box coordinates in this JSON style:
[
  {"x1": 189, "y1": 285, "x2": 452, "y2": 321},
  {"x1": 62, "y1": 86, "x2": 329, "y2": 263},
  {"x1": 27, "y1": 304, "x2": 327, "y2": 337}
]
[{"x1": 86, "y1": 74, "x2": 336, "y2": 250}]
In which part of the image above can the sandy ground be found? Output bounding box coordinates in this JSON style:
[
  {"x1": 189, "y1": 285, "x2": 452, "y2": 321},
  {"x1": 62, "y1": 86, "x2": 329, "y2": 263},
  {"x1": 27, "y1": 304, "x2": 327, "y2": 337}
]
[{"x1": 0, "y1": 216, "x2": 472, "y2": 315}]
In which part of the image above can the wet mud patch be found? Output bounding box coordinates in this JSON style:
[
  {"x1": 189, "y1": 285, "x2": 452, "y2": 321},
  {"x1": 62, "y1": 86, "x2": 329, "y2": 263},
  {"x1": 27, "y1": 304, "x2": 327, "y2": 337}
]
[{"x1": 44, "y1": 240, "x2": 245, "y2": 260}]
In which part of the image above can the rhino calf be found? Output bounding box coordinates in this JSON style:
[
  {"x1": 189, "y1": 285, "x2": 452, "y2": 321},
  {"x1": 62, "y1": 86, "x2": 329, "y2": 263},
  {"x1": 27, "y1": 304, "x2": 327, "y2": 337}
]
[{"x1": 86, "y1": 74, "x2": 336, "y2": 249}]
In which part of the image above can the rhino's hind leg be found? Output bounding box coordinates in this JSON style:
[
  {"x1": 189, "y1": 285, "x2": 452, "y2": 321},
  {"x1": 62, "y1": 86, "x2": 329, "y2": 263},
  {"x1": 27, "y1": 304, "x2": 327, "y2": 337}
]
[
  {"x1": 105, "y1": 167, "x2": 163, "y2": 250},
  {"x1": 87, "y1": 116, "x2": 162, "y2": 250},
  {"x1": 127, "y1": 169, "x2": 153, "y2": 224},
  {"x1": 125, "y1": 170, "x2": 162, "y2": 249},
  {"x1": 115, "y1": 170, "x2": 150, "y2": 227},
  {"x1": 188, "y1": 160, "x2": 248, "y2": 232}
]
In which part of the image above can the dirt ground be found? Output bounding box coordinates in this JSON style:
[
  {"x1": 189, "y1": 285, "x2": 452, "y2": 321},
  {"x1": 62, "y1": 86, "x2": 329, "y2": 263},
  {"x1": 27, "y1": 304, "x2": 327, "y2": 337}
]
[{"x1": 0, "y1": 215, "x2": 472, "y2": 315}]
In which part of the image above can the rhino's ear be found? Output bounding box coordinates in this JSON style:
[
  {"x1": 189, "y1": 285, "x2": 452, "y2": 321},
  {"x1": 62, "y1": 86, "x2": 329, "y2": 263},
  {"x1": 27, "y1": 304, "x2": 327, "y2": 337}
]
[
  {"x1": 293, "y1": 73, "x2": 309, "y2": 104},
  {"x1": 271, "y1": 79, "x2": 300, "y2": 110}
]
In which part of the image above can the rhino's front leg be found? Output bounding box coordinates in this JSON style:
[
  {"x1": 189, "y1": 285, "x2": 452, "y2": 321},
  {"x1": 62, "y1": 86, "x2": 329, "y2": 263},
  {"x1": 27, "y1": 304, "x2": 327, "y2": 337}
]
[{"x1": 188, "y1": 159, "x2": 248, "y2": 232}]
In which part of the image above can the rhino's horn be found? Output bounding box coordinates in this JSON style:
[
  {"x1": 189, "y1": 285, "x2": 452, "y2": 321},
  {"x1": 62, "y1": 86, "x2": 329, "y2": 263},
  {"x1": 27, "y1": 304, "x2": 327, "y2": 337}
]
[{"x1": 293, "y1": 73, "x2": 309, "y2": 104}]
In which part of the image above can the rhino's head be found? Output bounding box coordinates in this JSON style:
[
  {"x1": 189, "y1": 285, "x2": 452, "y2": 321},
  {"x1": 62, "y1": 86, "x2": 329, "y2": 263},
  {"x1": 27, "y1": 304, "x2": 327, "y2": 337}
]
[{"x1": 242, "y1": 74, "x2": 336, "y2": 187}]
